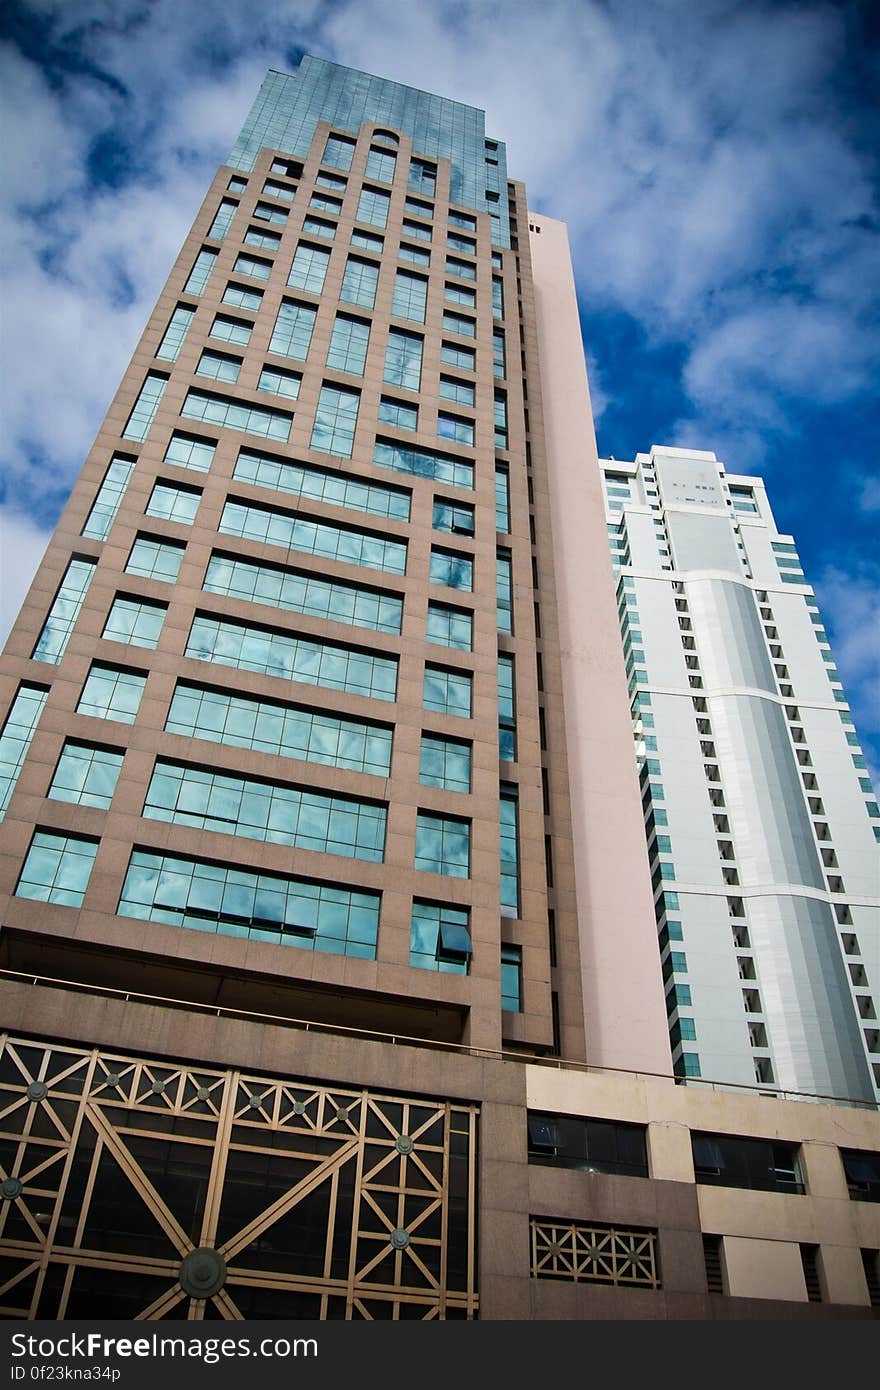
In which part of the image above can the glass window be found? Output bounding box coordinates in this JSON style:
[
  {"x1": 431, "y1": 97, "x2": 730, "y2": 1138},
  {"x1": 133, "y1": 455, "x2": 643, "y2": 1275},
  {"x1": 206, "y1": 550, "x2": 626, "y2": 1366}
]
[
  {"x1": 241, "y1": 222, "x2": 279, "y2": 250},
  {"x1": 430, "y1": 548, "x2": 473, "y2": 591},
  {"x1": 103, "y1": 596, "x2": 167, "y2": 650},
  {"x1": 840, "y1": 1149, "x2": 880, "y2": 1203},
  {"x1": 501, "y1": 944, "x2": 522, "y2": 1011},
  {"x1": 408, "y1": 159, "x2": 436, "y2": 195},
  {"x1": 448, "y1": 232, "x2": 476, "y2": 254},
  {"x1": 433, "y1": 498, "x2": 475, "y2": 536},
  {"x1": 374, "y1": 439, "x2": 474, "y2": 490},
  {"x1": 302, "y1": 217, "x2": 335, "y2": 240},
  {"x1": 184, "y1": 247, "x2": 218, "y2": 295},
  {"x1": 366, "y1": 147, "x2": 396, "y2": 182},
  {"x1": 439, "y1": 376, "x2": 475, "y2": 406},
  {"x1": 187, "y1": 615, "x2": 398, "y2": 702},
  {"x1": 77, "y1": 664, "x2": 146, "y2": 724},
  {"x1": 357, "y1": 187, "x2": 390, "y2": 228},
  {"x1": 122, "y1": 372, "x2": 167, "y2": 442},
  {"x1": 415, "y1": 812, "x2": 470, "y2": 877},
  {"x1": 497, "y1": 550, "x2": 513, "y2": 633},
  {"x1": 441, "y1": 341, "x2": 475, "y2": 371},
  {"x1": 196, "y1": 350, "x2": 240, "y2": 384},
  {"x1": 156, "y1": 304, "x2": 195, "y2": 361},
  {"x1": 437, "y1": 413, "x2": 474, "y2": 446},
  {"x1": 227, "y1": 176, "x2": 247, "y2": 193},
  {"x1": 253, "y1": 201, "x2": 288, "y2": 225},
  {"x1": 410, "y1": 900, "x2": 471, "y2": 974},
  {"x1": 384, "y1": 329, "x2": 423, "y2": 391},
  {"x1": 164, "y1": 433, "x2": 216, "y2": 472},
  {"x1": 311, "y1": 384, "x2": 360, "y2": 458},
  {"x1": 270, "y1": 299, "x2": 317, "y2": 360},
  {"x1": 492, "y1": 277, "x2": 504, "y2": 319},
  {"x1": 323, "y1": 134, "x2": 356, "y2": 170},
  {"x1": 444, "y1": 282, "x2": 476, "y2": 308},
  {"x1": 222, "y1": 282, "x2": 263, "y2": 311},
  {"x1": 309, "y1": 192, "x2": 342, "y2": 216},
  {"x1": 125, "y1": 536, "x2": 185, "y2": 584},
  {"x1": 426, "y1": 602, "x2": 472, "y2": 651},
  {"x1": 146, "y1": 482, "x2": 201, "y2": 525},
  {"x1": 48, "y1": 742, "x2": 123, "y2": 810},
  {"x1": 119, "y1": 848, "x2": 379, "y2": 959},
  {"x1": 315, "y1": 171, "x2": 346, "y2": 191},
  {"x1": 448, "y1": 210, "x2": 476, "y2": 230},
  {"x1": 691, "y1": 1133, "x2": 804, "y2": 1194},
  {"x1": 404, "y1": 196, "x2": 433, "y2": 220},
  {"x1": 500, "y1": 785, "x2": 520, "y2": 914},
  {"x1": 144, "y1": 760, "x2": 387, "y2": 863},
  {"x1": 495, "y1": 466, "x2": 510, "y2": 532},
  {"x1": 16, "y1": 831, "x2": 99, "y2": 908},
  {"x1": 340, "y1": 256, "x2": 380, "y2": 309},
  {"x1": 527, "y1": 1112, "x2": 649, "y2": 1178},
  {"x1": 327, "y1": 315, "x2": 371, "y2": 376},
  {"x1": 233, "y1": 253, "x2": 272, "y2": 280},
  {"x1": 378, "y1": 397, "x2": 417, "y2": 430},
  {"x1": 288, "y1": 243, "x2": 331, "y2": 294},
  {"x1": 493, "y1": 329, "x2": 506, "y2": 379},
  {"x1": 209, "y1": 314, "x2": 252, "y2": 347},
  {"x1": 203, "y1": 553, "x2": 403, "y2": 636},
  {"x1": 352, "y1": 229, "x2": 384, "y2": 253},
  {"x1": 81, "y1": 456, "x2": 135, "y2": 540},
  {"x1": 423, "y1": 665, "x2": 472, "y2": 719},
  {"x1": 0, "y1": 685, "x2": 48, "y2": 820},
  {"x1": 166, "y1": 682, "x2": 393, "y2": 778},
  {"x1": 399, "y1": 243, "x2": 430, "y2": 266},
  {"x1": 219, "y1": 499, "x2": 406, "y2": 575},
  {"x1": 262, "y1": 179, "x2": 296, "y2": 202},
  {"x1": 258, "y1": 365, "x2": 301, "y2": 399},
  {"x1": 401, "y1": 218, "x2": 431, "y2": 243},
  {"x1": 494, "y1": 391, "x2": 508, "y2": 448},
  {"x1": 442, "y1": 311, "x2": 476, "y2": 339},
  {"x1": 233, "y1": 448, "x2": 410, "y2": 522},
  {"x1": 446, "y1": 257, "x2": 476, "y2": 281},
  {"x1": 498, "y1": 653, "x2": 516, "y2": 760},
  {"x1": 420, "y1": 734, "x2": 471, "y2": 793},
  {"x1": 393, "y1": 271, "x2": 428, "y2": 323},
  {"x1": 32, "y1": 558, "x2": 96, "y2": 665}
]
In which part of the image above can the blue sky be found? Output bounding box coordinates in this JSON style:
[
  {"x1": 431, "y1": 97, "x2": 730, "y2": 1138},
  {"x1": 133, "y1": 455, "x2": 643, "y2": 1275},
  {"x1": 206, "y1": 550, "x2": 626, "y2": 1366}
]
[{"x1": 0, "y1": 0, "x2": 878, "y2": 773}]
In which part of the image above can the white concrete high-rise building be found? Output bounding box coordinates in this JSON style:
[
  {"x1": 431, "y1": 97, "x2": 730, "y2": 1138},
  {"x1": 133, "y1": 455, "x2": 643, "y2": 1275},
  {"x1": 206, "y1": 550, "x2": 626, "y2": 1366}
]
[{"x1": 601, "y1": 445, "x2": 879, "y2": 1104}]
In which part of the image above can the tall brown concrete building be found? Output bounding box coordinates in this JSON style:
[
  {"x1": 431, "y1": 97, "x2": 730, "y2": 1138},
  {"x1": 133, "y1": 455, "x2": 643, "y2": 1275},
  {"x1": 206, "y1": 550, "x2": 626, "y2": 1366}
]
[{"x1": 0, "y1": 58, "x2": 877, "y2": 1321}]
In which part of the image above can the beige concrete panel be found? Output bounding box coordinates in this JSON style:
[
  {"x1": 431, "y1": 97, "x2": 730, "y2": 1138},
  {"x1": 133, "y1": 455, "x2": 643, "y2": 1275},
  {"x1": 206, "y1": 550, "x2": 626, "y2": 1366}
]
[{"x1": 722, "y1": 1235, "x2": 807, "y2": 1301}]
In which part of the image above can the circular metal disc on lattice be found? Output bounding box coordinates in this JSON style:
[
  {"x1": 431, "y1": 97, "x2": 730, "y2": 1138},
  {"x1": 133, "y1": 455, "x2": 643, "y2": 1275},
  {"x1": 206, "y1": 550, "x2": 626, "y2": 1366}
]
[
  {"x1": 396, "y1": 1135, "x2": 414, "y2": 1154},
  {"x1": 390, "y1": 1228, "x2": 410, "y2": 1250},
  {"x1": 179, "y1": 1248, "x2": 227, "y2": 1298},
  {"x1": 1, "y1": 1178, "x2": 23, "y2": 1200},
  {"x1": 26, "y1": 1082, "x2": 48, "y2": 1102}
]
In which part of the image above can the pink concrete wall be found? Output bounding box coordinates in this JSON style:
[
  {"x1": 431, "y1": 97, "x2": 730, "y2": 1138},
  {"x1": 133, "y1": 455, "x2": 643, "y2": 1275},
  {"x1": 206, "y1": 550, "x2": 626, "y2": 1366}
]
[{"x1": 528, "y1": 214, "x2": 672, "y2": 1075}]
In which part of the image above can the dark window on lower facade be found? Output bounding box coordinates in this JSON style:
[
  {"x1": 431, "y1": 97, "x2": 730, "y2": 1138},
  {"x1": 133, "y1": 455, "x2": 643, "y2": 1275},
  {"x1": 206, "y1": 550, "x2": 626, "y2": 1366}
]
[
  {"x1": 692, "y1": 1131, "x2": 804, "y2": 1194},
  {"x1": 527, "y1": 1111, "x2": 648, "y2": 1178},
  {"x1": 841, "y1": 1148, "x2": 880, "y2": 1203}
]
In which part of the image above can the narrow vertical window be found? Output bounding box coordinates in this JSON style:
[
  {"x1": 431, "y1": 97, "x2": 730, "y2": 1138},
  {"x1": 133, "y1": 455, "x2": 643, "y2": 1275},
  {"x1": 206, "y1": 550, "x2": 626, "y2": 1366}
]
[
  {"x1": 384, "y1": 329, "x2": 423, "y2": 390},
  {"x1": 493, "y1": 328, "x2": 506, "y2": 379},
  {"x1": 326, "y1": 315, "x2": 371, "y2": 376},
  {"x1": 501, "y1": 944, "x2": 523, "y2": 1012},
  {"x1": 0, "y1": 685, "x2": 48, "y2": 819},
  {"x1": 495, "y1": 466, "x2": 510, "y2": 533},
  {"x1": 122, "y1": 373, "x2": 167, "y2": 442},
  {"x1": 207, "y1": 199, "x2": 237, "y2": 240},
  {"x1": 498, "y1": 654, "x2": 516, "y2": 761},
  {"x1": 184, "y1": 248, "x2": 218, "y2": 295},
  {"x1": 497, "y1": 550, "x2": 513, "y2": 633},
  {"x1": 156, "y1": 305, "x2": 196, "y2": 362},
  {"x1": 310, "y1": 385, "x2": 361, "y2": 458},
  {"x1": 81, "y1": 456, "x2": 135, "y2": 540},
  {"x1": 500, "y1": 783, "x2": 520, "y2": 915},
  {"x1": 32, "y1": 559, "x2": 96, "y2": 665}
]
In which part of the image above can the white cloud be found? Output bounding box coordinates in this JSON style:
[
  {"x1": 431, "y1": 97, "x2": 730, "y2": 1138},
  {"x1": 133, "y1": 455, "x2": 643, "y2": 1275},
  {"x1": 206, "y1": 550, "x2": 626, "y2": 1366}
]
[
  {"x1": 814, "y1": 563, "x2": 880, "y2": 779},
  {"x1": 0, "y1": 507, "x2": 51, "y2": 644}
]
